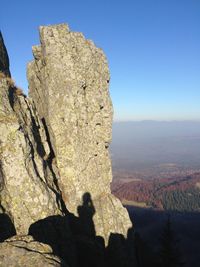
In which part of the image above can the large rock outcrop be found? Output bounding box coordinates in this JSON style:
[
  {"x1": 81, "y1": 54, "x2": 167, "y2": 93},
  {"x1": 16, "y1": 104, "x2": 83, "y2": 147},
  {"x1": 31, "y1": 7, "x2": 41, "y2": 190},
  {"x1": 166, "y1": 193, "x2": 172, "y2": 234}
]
[
  {"x1": 28, "y1": 24, "x2": 132, "y2": 242},
  {"x1": 0, "y1": 24, "x2": 134, "y2": 266}
]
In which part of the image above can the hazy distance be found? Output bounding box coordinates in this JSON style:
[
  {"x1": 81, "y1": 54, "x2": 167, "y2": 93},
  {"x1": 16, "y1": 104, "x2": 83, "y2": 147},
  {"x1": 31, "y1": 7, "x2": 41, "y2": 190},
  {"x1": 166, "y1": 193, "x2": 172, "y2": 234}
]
[{"x1": 110, "y1": 121, "x2": 200, "y2": 172}]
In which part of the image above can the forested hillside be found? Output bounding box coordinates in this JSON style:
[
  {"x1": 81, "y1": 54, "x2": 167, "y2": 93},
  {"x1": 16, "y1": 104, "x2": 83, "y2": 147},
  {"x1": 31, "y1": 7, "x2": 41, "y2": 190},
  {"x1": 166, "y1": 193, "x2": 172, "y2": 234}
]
[{"x1": 112, "y1": 173, "x2": 200, "y2": 211}]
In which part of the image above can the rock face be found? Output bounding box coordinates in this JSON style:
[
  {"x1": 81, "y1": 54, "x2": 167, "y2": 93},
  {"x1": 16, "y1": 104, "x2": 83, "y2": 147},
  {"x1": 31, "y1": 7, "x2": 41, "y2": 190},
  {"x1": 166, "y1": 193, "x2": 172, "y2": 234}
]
[
  {"x1": 28, "y1": 24, "x2": 113, "y2": 212},
  {"x1": 0, "y1": 235, "x2": 68, "y2": 267},
  {"x1": 0, "y1": 24, "x2": 134, "y2": 266},
  {"x1": 28, "y1": 24, "x2": 132, "y2": 242},
  {"x1": 0, "y1": 74, "x2": 63, "y2": 235}
]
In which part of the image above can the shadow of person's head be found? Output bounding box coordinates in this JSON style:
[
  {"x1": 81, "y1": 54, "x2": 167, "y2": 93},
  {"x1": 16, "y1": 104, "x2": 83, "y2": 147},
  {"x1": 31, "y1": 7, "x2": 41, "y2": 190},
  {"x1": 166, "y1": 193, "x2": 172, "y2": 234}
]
[{"x1": 78, "y1": 192, "x2": 95, "y2": 217}]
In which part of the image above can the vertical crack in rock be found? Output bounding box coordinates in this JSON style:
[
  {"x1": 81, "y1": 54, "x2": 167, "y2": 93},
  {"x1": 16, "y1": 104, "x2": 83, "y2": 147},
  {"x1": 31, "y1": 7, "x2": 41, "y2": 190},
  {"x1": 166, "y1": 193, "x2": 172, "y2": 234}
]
[
  {"x1": 0, "y1": 33, "x2": 66, "y2": 235},
  {"x1": 28, "y1": 23, "x2": 132, "y2": 243}
]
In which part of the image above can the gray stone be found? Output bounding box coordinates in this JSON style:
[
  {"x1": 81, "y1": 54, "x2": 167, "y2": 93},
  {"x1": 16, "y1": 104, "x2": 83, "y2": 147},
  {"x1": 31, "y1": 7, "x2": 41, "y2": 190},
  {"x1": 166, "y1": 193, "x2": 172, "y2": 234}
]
[
  {"x1": 0, "y1": 71, "x2": 62, "y2": 235},
  {"x1": 0, "y1": 235, "x2": 67, "y2": 266},
  {"x1": 28, "y1": 24, "x2": 132, "y2": 243}
]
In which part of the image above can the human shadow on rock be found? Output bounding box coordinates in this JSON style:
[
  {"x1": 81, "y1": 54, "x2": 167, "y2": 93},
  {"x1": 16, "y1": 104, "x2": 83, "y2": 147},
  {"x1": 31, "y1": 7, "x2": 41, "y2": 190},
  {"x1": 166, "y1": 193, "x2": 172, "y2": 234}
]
[
  {"x1": 29, "y1": 213, "x2": 77, "y2": 267},
  {"x1": 69, "y1": 192, "x2": 106, "y2": 267},
  {"x1": 29, "y1": 192, "x2": 135, "y2": 267}
]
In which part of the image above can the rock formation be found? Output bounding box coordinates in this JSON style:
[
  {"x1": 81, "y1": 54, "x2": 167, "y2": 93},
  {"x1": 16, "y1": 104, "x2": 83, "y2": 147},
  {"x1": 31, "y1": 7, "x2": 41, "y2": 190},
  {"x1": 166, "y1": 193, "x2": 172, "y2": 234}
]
[
  {"x1": 0, "y1": 66, "x2": 63, "y2": 235},
  {"x1": 0, "y1": 24, "x2": 134, "y2": 266},
  {"x1": 28, "y1": 23, "x2": 132, "y2": 243},
  {"x1": 0, "y1": 235, "x2": 67, "y2": 267}
]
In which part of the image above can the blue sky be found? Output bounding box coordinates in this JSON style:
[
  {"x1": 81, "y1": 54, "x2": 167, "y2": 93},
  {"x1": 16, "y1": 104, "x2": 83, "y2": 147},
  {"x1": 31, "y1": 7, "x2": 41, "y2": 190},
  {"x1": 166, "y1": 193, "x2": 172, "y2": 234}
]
[{"x1": 1, "y1": 0, "x2": 200, "y2": 121}]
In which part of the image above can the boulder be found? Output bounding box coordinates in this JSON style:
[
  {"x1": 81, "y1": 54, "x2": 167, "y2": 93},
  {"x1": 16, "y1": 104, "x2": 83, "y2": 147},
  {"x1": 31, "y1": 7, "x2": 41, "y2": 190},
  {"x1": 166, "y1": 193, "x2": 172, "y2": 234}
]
[{"x1": 0, "y1": 235, "x2": 67, "y2": 267}]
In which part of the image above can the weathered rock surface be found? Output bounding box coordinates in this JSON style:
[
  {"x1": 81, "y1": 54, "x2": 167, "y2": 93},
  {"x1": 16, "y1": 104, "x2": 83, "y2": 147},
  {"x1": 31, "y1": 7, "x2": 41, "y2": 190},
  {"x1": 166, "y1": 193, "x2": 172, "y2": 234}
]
[
  {"x1": 0, "y1": 235, "x2": 68, "y2": 266},
  {"x1": 28, "y1": 24, "x2": 132, "y2": 243},
  {"x1": 0, "y1": 35, "x2": 63, "y2": 235}
]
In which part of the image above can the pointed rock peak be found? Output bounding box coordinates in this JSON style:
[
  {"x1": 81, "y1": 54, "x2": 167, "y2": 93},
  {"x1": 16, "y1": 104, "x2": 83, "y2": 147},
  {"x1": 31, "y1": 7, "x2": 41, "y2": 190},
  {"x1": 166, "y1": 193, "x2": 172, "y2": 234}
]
[
  {"x1": 39, "y1": 23, "x2": 70, "y2": 34},
  {"x1": 0, "y1": 31, "x2": 11, "y2": 77}
]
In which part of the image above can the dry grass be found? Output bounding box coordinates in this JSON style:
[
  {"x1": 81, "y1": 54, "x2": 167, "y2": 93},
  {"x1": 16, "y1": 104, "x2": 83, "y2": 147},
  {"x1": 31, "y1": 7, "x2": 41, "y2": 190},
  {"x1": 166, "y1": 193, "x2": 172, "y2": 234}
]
[
  {"x1": 6, "y1": 76, "x2": 15, "y2": 88},
  {"x1": 0, "y1": 71, "x2": 6, "y2": 79},
  {"x1": 15, "y1": 87, "x2": 24, "y2": 96},
  {"x1": 0, "y1": 71, "x2": 25, "y2": 96},
  {"x1": 0, "y1": 72, "x2": 15, "y2": 87}
]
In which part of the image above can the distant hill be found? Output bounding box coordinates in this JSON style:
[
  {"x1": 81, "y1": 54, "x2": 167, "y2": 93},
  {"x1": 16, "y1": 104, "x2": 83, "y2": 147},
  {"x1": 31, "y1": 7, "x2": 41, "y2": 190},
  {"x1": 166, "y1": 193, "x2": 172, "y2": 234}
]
[{"x1": 111, "y1": 121, "x2": 200, "y2": 171}]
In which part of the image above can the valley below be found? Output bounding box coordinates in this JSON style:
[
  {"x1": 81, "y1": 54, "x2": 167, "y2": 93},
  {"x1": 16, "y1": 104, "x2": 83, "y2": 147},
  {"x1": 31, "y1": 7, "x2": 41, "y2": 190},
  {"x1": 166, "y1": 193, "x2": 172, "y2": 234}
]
[
  {"x1": 110, "y1": 121, "x2": 200, "y2": 266},
  {"x1": 111, "y1": 167, "x2": 200, "y2": 267},
  {"x1": 112, "y1": 167, "x2": 200, "y2": 211}
]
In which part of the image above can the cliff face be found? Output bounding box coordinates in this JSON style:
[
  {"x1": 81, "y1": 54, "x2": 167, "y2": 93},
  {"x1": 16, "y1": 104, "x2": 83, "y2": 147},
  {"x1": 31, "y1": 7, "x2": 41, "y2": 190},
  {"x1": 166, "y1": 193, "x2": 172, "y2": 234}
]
[
  {"x1": 0, "y1": 25, "x2": 133, "y2": 266},
  {"x1": 0, "y1": 31, "x2": 69, "y2": 266},
  {"x1": 28, "y1": 24, "x2": 113, "y2": 214}
]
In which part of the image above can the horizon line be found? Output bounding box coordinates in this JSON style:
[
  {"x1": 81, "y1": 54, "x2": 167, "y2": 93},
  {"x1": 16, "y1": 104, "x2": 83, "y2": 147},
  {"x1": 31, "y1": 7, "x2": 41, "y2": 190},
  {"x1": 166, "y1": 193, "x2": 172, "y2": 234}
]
[{"x1": 113, "y1": 119, "x2": 200, "y2": 123}]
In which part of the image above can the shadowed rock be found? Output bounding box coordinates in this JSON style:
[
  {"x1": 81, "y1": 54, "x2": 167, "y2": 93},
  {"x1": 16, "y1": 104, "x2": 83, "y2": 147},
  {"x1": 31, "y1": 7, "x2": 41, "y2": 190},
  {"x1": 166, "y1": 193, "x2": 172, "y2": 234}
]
[{"x1": 0, "y1": 31, "x2": 10, "y2": 76}]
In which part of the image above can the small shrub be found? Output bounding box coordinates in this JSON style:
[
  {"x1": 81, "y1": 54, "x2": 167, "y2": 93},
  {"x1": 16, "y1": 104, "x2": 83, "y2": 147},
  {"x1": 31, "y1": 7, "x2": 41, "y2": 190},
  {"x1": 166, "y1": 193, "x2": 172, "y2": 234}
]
[{"x1": 0, "y1": 71, "x2": 25, "y2": 96}]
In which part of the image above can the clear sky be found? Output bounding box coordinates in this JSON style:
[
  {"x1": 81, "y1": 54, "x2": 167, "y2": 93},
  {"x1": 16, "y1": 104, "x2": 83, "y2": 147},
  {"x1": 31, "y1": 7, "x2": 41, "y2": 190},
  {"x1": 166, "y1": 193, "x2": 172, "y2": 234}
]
[{"x1": 1, "y1": 0, "x2": 200, "y2": 121}]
